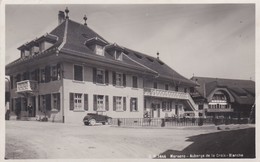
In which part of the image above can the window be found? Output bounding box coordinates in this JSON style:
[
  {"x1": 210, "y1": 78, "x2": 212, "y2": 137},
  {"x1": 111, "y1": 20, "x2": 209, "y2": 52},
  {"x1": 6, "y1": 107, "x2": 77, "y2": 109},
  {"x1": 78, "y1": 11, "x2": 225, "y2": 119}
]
[
  {"x1": 74, "y1": 93, "x2": 83, "y2": 111},
  {"x1": 165, "y1": 84, "x2": 169, "y2": 90},
  {"x1": 113, "y1": 96, "x2": 126, "y2": 111},
  {"x1": 74, "y1": 65, "x2": 83, "y2": 81},
  {"x1": 52, "y1": 66, "x2": 57, "y2": 81},
  {"x1": 115, "y1": 52, "x2": 123, "y2": 61},
  {"x1": 190, "y1": 87, "x2": 195, "y2": 93},
  {"x1": 95, "y1": 45, "x2": 104, "y2": 56},
  {"x1": 96, "y1": 95, "x2": 105, "y2": 111},
  {"x1": 162, "y1": 101, "x2": 172, "y2": 111},
  {"x1": 52, "y1": 93, "x2": 60, "y2": 111},
  {"x1": 97, "y1": 69, "x2": 105, "y2": 84},
  {"x1": 132, "y1": 76, "x2": 138, "y2": 88},
  {"x1": 24, "y1": 50, "x2": 30, "y2": 57},
  {"x1": 41, "y1": 95, "x2": 46, "y2": 111},
  {"x1": 130, "y1": 98, "x2": 138, "y2": 112},
  {"x1": 175, "y1": 86, "x2": 179, "y2": 92},
  {"x1": 22, "y1": 71, "x2": 29, "y2": 80},
  {"x1": 70, "y1": 93, "x2": 88, "y2": 111},
  {"x1": 113, "y1": 72, "x2": 126, "y2": 87},
  {"x1": 153, "y1": 82, "x2": 157, "y2": 89},
  {"x1": 40, "y1": 69, "x2": 45, "y2": 83},
  {"x1": 93, "y1": 95, "x2": 108, "y2": 111},
  {"x1": 115, "y1": 96, "x2": 122, "y2": 111},
  {"x1": 30, "y1": 71, "x2": 36, "y2": 81},
  {"x1": 39, "y1": 94, "x2": 51, "y2": 111},
  {"x1": 116, "y1": 73, "x2": 123, "y2": 86},
  {"x1": 40, "y1": 41, "x2": 53, "y2": 52}
]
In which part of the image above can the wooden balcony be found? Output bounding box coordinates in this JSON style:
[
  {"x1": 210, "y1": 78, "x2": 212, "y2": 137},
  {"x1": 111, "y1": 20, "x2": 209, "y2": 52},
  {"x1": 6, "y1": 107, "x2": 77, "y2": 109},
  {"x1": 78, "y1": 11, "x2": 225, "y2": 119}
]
[
  {"x1": 144, "y1": 88, "x2": 189, "y2": 100},
  {"x1": 17, "y1": 80, "x2": 38, "y2": 93},
  {"x1": 144, "y1": 88, "x2": 198, "y2": 111},
  {"x1": 207, "y1": 108, "x2": 234, "y2": 112}
]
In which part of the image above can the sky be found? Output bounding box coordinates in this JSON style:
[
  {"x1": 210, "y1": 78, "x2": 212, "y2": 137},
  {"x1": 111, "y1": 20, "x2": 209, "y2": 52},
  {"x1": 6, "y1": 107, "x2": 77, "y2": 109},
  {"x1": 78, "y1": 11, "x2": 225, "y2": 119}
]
[{"x1": 5, "y1": 4, "x2": 255, "y2": 80}]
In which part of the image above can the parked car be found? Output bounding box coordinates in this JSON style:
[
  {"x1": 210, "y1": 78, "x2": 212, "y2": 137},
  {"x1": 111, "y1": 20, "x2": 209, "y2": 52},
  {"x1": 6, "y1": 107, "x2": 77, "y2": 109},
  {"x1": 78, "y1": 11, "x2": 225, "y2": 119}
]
[{"x1": 83, "y1": 113, "x2": 112, "y2": 126}]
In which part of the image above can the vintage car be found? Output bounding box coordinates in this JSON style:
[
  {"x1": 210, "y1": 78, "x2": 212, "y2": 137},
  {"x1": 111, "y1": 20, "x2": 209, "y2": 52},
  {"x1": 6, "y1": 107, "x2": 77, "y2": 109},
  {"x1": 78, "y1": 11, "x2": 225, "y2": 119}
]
[{"x1": 83, "y1": 113, "x2": 112, "y2": 126}]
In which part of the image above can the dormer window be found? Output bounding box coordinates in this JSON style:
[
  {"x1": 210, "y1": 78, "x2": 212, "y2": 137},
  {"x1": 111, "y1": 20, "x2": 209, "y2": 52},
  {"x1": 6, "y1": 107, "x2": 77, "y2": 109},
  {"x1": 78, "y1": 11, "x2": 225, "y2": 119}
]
[
  {"x1": 105, "y1": 43, "x2": 124, "y2": 61},
  {"x1": 85, "y1": 37, "x2": 108, "y2": 56},
  {"x1": 95, "y1": 45, "x2": 104, "y2": 56},
  {"x1": 30, "y1": 46, "x2": 40, "y2": 56},
  {"x1": 39, "y1": 41, "x2": 53, "y2": 52},
  {"x1": 18, "y1": 33, "x2": 57, "y2": 59},
  {"x1": 115, "y1": 51, "x2": 123, "y2": 61}
]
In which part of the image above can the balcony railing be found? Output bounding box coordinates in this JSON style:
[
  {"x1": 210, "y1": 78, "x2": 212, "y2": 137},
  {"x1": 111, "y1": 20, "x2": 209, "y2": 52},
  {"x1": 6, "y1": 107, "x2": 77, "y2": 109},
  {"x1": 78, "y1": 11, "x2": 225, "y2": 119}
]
[
  {"x1": 17, "y1": 80, "x2": 38, "y2": 93},
  {"x1": 207, "y1": 108, "x2": 234, "y2": 112},
  {"x1": 144, "y1": 88, "x2": 198, "y2": 111},
  {"x1": 144, "y1": 88, "x2": 189, "y2": 100}
]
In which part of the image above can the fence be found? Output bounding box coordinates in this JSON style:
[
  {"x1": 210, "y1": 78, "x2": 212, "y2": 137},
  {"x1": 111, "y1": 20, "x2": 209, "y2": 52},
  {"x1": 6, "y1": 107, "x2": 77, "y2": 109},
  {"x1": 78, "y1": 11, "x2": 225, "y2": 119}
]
[{"x1": 110, "y1": 117, "x2": 250, "y2": 127}]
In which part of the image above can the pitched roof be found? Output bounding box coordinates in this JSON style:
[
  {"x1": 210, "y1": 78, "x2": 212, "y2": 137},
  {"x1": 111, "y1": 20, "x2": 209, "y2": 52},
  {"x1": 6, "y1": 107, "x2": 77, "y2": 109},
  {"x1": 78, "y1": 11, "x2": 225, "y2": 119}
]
[
  {"x1": 191, "y1": 76, "x2": 255, "y2": 105},
  {"x1": 7, "y1": 17, "x2": 196, "y2": 86}
]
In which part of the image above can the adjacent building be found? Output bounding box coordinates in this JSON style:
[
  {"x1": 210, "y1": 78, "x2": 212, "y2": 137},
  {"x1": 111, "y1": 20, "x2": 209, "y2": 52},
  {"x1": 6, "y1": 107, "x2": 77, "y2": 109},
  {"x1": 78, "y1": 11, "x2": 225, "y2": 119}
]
[
  {"x1": 190, "y1": 76, "x2": 255, "y2": 118},
  {"x1": 5, "y1": 9, "x2": 198, "y2": 123}
]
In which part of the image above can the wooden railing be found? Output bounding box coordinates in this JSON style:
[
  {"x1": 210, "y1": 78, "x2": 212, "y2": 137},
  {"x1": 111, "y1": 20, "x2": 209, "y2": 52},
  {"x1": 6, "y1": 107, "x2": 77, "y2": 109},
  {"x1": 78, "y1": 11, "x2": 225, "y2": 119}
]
[
  {"x1": 144, "y1": 88, "x2": 198, "y2": 110},
  {"x1": 17, "y1": 80, "x2": 38, "y2": 93}
]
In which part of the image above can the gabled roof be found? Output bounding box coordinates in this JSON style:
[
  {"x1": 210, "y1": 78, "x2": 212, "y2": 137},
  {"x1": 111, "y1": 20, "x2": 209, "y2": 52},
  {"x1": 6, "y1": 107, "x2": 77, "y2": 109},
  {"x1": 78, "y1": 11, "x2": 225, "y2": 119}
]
[
  {"x1": 191, "y1": 76, "x2": 255, "y2": 105},
  {"x1": 7, "y1": 16, "x2": 197, "y2": 86}
]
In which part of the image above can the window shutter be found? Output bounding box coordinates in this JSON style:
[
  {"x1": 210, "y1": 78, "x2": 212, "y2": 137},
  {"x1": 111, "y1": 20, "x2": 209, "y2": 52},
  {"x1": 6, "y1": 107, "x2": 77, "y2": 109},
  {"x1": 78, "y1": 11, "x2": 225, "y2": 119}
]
[
  {"x1": 105, "y1": 70, "x2": 109, "y2": 85},
  {"x1": 112, "y1": 72, "x2": 116, "y2": 86},
  {"x1": 10, "y1": 76, "x2": 13, "y2": 89},
  {"x1": 45, "y1": 66, "x2": 51, "y2": 83},
  {"x1": 136, "y1": 98, "x2": 138, "y2": 111},
  {"x1": 123, "y1": 97, "x2": 126, "y2": 111},
  {"x1": 35, "y1": 69, "x2": 39, "y2": 82},
  {"x1": 11, "y1": 98, "x2": 14, "y2": 111},
  {"x1": 26, "y1": 71, "x2": 30, "y2": 80},
  {"x1": 84, "y1": 94, "x2": 88, "y2": 111},
  {"x1": 113, "y1": 96, "x2": 116, "y2": 111},
  {"x1": 123, "y1": 74, "x2": 126, "y2": 87},
  {"x1": 38, "y1": 95, "x2": 41, "y2": 111},
  {"x1": 57, "y1": 93, "x2": 60, "y2": 111},
  {"x1": 93, "y1": 68, "x2": 97, "y2": 83},
  {"x1": 105, "y1": 95, "x2": 109, "y2": 111},
  {"x1": 130, "y1": 98, "x2": 133, "y2": 112},
  {"x1": 57, "y1": 63, "x2": 61, "y2": 80},
  {"x1": 69, "y1": 93, "x2": 74, "y2": 110},
  {"x1": 93, "y1": 95, "x2": 97, "y2": 111},
  {"x1": 46, "y1": 94, "x2": 51, "y2": 111}
]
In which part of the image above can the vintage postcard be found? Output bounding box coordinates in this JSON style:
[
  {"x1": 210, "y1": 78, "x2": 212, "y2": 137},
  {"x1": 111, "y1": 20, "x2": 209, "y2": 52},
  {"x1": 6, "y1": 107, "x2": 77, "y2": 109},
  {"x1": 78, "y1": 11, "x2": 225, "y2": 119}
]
[{"x1": 1, "y1": 0, "x2": 258, "y2": 161}]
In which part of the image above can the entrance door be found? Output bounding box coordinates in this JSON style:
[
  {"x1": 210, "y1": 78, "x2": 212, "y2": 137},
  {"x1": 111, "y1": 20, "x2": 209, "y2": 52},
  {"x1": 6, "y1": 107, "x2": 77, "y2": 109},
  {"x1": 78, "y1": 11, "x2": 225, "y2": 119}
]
[
  {"x1": 152, "y1": 104, "x2": 160, "y2": 118},
  {"x1": 175, "y1": 105, "x2": 179, "y2": 116}
]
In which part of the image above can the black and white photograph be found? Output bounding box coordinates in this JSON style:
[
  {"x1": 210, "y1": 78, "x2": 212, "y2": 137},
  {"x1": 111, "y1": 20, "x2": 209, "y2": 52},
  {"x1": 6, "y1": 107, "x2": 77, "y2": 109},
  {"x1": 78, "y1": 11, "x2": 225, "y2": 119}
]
[{"x1": 1, "y1": 1, "x2": 258, "y2": 161}]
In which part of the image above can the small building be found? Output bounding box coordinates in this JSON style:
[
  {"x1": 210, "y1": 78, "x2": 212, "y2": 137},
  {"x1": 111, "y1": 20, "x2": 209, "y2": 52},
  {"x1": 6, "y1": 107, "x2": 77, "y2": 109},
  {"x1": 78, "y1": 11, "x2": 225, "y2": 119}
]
[
  {"x1": 190, "y1": 76, "x2": 255, "y2": 118},
  {"x1": 5, "y1": 8, "x2": 198, "y2": 123}
]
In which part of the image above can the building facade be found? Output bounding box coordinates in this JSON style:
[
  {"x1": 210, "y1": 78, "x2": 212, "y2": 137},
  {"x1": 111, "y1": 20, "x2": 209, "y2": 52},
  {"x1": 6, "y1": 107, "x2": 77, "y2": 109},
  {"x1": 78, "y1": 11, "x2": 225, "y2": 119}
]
[
  {"x1": 190, "y1": 76, "x2": 255, "y2": 118},
  {"x1": 6, "y1": 9, "x2": 198, "y2": 123}
]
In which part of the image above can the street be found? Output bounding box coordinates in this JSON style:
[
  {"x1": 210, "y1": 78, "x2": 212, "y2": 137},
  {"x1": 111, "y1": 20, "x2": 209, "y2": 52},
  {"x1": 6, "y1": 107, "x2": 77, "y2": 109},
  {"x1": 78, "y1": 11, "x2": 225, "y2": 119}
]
[{"x1": 5, "y1": 120, "x2": 255, "y2": 159}]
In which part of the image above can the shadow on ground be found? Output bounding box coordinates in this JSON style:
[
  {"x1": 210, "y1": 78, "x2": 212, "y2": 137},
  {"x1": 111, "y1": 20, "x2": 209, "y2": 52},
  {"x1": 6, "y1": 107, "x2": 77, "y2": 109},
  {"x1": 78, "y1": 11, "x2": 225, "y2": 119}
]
[{"x1": 156, "y1": 128, "x2": 255, "y2": 159}]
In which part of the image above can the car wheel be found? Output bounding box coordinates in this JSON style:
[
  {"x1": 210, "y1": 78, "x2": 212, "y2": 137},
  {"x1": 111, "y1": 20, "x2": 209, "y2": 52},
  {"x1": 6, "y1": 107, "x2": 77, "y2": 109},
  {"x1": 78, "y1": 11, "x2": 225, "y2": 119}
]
[
  {"x1": 89, "y1": 119, "x2": 96, "y2": 126},
  {"x1": 84, "y1": 122, "x2": 89, "y2": 126},
  {"x1": 102, "y1": 122, "x2": 106, "y2": 125}
]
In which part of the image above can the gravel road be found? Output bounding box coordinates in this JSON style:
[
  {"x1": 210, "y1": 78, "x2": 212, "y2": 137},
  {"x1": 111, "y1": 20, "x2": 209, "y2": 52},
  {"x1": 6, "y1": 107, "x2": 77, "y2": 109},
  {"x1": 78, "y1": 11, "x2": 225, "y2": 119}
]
[{"x1": 5, "y1": 120, "x2": 254, "y2": 159}]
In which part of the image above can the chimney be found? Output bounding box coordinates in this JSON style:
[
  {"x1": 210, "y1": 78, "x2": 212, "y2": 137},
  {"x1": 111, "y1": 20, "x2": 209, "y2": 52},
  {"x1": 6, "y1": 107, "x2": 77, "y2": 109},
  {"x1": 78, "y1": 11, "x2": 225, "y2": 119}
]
[
  {"x1": 157, "y1": 52, "x2": 159, "y2": 59},
  {"x1": 58, "y1": 11, "x2": 65, "y2": 25}
]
